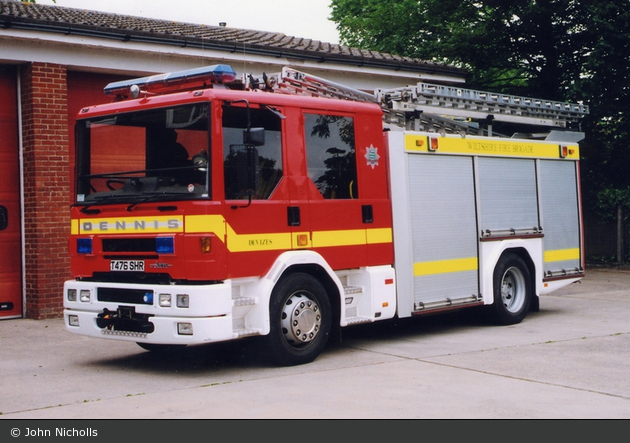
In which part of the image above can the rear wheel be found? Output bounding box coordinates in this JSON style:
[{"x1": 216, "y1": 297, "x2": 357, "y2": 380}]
[
  {"x1": 266, "y1": 272, "x2": 332, "y2": 366},
  {"x1": 491, "y1": 253, "x2": 532, "y2": 325}
]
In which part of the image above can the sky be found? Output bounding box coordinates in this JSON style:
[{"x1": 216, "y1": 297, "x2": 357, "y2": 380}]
[{"x1": 36, "y1": 0, "x2": 341, "y2": 44}]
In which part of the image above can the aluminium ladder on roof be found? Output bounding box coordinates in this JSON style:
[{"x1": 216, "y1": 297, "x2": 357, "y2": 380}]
[
  {"x1": 263, "y1": 67, "x2": 378, "y2": 104},
  {"x1": 376, "y1": 82, "x2": 589, "y2": 128},
  {"x1": 260, "y1": 67, "x2": 589, "y2": 130}
]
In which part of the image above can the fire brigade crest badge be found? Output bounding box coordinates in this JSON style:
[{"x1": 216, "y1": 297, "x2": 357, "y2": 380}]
[{"x1": 365, "y1": 144, "x2": 380, "y2": 169}]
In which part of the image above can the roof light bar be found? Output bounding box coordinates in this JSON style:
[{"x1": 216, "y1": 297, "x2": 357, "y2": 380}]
[{"x1": 104, "y1": 64, "x2": 237, "y2": 97}]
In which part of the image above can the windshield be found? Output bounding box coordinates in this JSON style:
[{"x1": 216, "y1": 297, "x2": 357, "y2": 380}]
[{"x1": 75, "y1": 103, "x2": 210, "y2": 205}]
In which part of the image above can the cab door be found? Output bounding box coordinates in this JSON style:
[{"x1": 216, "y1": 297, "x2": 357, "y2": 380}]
[
  {"x1": 302, "y1": 112, "x2": 369, "y2": 270},
  {"x1": 220, "y1": 102, "x2": 293, "y2": 278}
]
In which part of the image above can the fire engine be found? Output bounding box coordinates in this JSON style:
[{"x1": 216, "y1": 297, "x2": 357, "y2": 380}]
[{"x1": 63, "y1": 64, "x2": 587, "y2": 366}]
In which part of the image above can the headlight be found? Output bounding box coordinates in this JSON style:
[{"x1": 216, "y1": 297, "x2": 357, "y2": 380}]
[
  {"x1": 176, "y1": 294, "x2": 189, "y2": 308},
  {"x1": 159, "y1": 293, "x2": 172, "y2": 307},
  {"x1": 67, "y1": 289, "x2": 77, "y2": 302},
  {"x1": 79, "y1": 290, "x2": 91, "y2": 302}
]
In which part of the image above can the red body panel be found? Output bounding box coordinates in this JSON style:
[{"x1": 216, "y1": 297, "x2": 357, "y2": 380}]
[{"x1": 70, "y1": 87, "x2": 394, "y2": 282}]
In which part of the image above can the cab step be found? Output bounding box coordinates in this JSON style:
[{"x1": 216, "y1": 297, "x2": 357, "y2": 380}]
[
  {"x1": 234, "y1": 328, "x2": 261, "y2": 338},
  {"x1": 345, "y1": 316, "x2": 373, "y2": 325}
]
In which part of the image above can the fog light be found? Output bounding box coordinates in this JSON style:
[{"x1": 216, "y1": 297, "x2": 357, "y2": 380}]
[
  {"x1": 80, "y1": 290, "x2": 91, "y2": 302},
  {"x1": 177, "y1": 322, "x2": 193, "y2": 335},
  {"x1": 67, "y1": 289, "x2": 77, "y2": 302},
  {"x1": 68, "y1": 315, "x2": 79, "y2": 327},
  {"x1": 159, "y1": 293, "x2": 172, "y2": 307},
  {"x1": 176, "y1": 294, "x2": 189, "y2": 308}
]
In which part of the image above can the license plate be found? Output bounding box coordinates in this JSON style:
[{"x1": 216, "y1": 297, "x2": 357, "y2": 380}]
[{"x1": 110, "y1": 260, "x2": 145, "y2": 272}]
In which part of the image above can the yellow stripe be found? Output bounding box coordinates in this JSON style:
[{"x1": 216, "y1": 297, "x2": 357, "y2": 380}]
[
  {"x1": 72, "y1": 214, "x2": 393, "y2": 252},
  {"x1": 312, "y1": 229, "x2": 366, "y2": 248},
  {"x1": 405, "y1": 135, "x2": 580, "y2": 159},
  {"x1": 545, "y1": 248, "x2": 580, "y2": 263},
  {"x1": 367, "y1": 227, "x2": 393, "y2": 244},
  {"x1": 70, "y1": 219, "x2": 79, "y2": 235},
  {"x1": 226, "y1": 223, "x2": 292, "y2": 252},
  {"x1": 185, "y1": 215, "x2": 225, "y2": 235},
  {"x1": 414, "y1": 257, "x2": 478, "y2": 276},
  {"x1": 77, "y1": 216, "x2": 183, "y2": 234}
]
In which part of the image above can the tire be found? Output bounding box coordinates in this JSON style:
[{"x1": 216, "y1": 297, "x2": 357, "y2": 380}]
[
  {"x1": 490, "y1": 253, "x2": 532, "y2": 325},
  {"x1": 136, "y1": 342, "x2": 186, "y2": 353},
  {"x1": 266, "y1": 272, "x2": 332, "y2": 366}
]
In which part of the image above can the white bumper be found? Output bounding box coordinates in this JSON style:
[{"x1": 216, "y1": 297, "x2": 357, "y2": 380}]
[{"x1": 63, "y1": 279, "x2": 237, "y2": 345}]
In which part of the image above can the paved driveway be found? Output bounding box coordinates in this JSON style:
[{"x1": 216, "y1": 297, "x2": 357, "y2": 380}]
[{"x1": 1, "y1": 267, "x2": 628, "y2": 419}]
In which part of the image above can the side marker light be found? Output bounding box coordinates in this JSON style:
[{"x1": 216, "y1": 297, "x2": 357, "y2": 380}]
[
  {"x1": 559, "y1": 145, "x2": 568, "y2": 158},
  {"x1": 297, "y1": 234, "x2": 309, "y2": 247},
  {"x1": 200, "y1": 237, "x2": 211, "y2": 253},
  {"x1": 429, "y1": 136, "x2": 439, "y2": 151}
]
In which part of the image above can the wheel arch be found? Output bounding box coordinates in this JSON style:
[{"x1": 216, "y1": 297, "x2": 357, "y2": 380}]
[
  {"x1": 276, "y1": 263, "x2": 342, "y2": 334},
  {"x1": 499, "y1": 247, "x2": 535, "y2": 286},
  {"x1": 249, "y1": 250, "x2": 344, "y2": 337},
  {"x1": 480, "y1": 240, "x2": 542, "y2": 307}
]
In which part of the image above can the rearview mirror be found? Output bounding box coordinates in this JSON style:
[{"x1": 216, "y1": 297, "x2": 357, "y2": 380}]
[{"x1": 243, "y1": 127, "x2": 265, "y2": 146}]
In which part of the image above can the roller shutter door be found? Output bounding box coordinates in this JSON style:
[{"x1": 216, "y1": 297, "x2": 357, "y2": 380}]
[
  {"x1": 0, "y1": 65, "x2": 21, "y2": 319},
  {"x1": 539, "y1": 160, "x2": 581, "y2": 274},
  {"x1": 408, "y1": 154, "x2": 479, "y2": 306}
]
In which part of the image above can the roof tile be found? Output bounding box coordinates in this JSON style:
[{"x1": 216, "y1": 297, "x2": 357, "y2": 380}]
[{"x1": 0, "y1": 0, "x2": 467, "y2": 75}]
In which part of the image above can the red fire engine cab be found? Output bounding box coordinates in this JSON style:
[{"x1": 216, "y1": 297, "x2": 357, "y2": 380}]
[{"x1": 64, "y1": 65, "x2": 586, "y2": 366}]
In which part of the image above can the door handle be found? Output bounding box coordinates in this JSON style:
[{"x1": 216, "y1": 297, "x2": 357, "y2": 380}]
[
  {"x1": 0, "y1": 206, "x2": 7, "y2": 230},
  {"x1": 287, "y1": 206, "x2": 301, "y2": 226}
]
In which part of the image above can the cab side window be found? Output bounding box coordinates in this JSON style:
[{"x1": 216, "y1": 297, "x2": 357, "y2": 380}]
[
  {"x1": 223, "y1": 105, "x2": 283, "y2": 200},
  {"x1": 304, "y1": 114, "x2": 358, "y2": 199}
]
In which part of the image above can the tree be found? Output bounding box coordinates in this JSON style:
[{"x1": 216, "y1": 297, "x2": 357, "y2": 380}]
[
  {"x1": 331, "y1": 0, "x2": 630, "y2": 262},
  {"x1": 332, "y1": 0, "x2": 595, "y2": 98}
]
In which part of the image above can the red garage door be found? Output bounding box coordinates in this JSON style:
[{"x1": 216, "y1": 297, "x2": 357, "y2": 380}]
[
  {"x1": 0, "y1": 65, "x2": 22, "y2": 319},
  {"x1": 67, "y1": 71, "x2": 128, "y2": 199}
]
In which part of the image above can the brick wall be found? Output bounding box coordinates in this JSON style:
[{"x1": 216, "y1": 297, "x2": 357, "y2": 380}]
[{"x1": 20, "y1": 62, "x2": 71, "y2": 319}]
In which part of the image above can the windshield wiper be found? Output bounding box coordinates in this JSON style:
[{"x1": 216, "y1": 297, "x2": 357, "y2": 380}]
[
  {"x1": 79, "y1": 194, "x2": 130, "y2": 214},
  {"x1": 79, "y1": 191, "x2": 188, "y2": 214},
  {"x1": 126, "y1": 192, "x2": 190, "y2": 211}
]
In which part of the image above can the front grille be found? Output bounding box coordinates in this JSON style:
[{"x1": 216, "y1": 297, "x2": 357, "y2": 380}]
[
  {"x1": 103, "y1": 238, "x2": 156, "y2": 252},
  {"x1": 98, "y1": 287, "x2": 153, "y2": 304},
  {"x1": 86, "y1": 272, "x2": 173, "y2": 285}
]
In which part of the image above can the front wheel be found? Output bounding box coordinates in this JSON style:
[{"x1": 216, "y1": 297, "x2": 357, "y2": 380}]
[
  {"x1": 266, "y1": 272, "x2": 332, "y2": 366},
  {"x1": 490, "y1": 253, "x2": 532, "y2": 325}
]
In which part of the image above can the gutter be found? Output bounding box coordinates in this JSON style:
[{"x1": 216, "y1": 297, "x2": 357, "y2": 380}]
[{"x1": 0, "y1": 17, "x2": 468, "y2": 78}]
